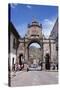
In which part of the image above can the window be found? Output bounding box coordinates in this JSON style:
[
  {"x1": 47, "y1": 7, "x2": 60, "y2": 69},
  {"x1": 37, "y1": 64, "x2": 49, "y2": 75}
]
[
  {"x1": 56, "y1": 46, "x2": 58, "y2": 51},
  {"x1": 13, "y1": 38, "x2": 16, "y2": 49},
  {"x1": 12, "y1": 58, "x2": 15, "y2": 71},
  {"x1": 12, "y1": 58, "x2": 14, "y2": 65}
]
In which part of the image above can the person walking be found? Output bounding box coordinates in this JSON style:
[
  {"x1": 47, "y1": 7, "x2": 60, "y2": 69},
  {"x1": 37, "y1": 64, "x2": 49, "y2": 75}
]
[{"x1": 45, "y1": 53, "x2": 50, "y2": 70}]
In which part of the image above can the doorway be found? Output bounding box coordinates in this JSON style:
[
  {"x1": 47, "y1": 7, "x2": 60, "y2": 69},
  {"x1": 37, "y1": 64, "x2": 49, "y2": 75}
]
[
  {"x1": 19, "y1": 54, "x2": 23, "y2": 65},
  {"x1": 45, "y1": 53, "x2": 50, "y2": 70}
]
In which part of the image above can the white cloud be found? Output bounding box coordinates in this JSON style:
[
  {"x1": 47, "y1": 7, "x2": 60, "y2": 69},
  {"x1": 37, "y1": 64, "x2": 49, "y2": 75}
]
[
  {"x1": 14, "y1": 17, "x2": 57, "y2": 39},
  {"x1": 26, "y1": 5, "x2": 32, "y2": 9},
  {"x1": 15, "y1": 23, "x2": 27, "y2": 38},
  {"x1": 42, "y1": 18, "x2": 56, "y2": 38},
  {"x1": 30, "y1": 43, "x2": 41, "y2": 48},
  {"x1": 10, "y1": 4, "x2": 18, "y2": 8}
]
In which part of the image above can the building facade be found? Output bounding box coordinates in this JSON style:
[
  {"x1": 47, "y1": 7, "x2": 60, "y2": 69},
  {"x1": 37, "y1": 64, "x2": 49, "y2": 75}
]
[
  {"x1": 49, "y1": 18, "x2": 58, "y2": 65},
  {"x1": 8, "y1": 18, "x2": 58, "y2": 71},
  {"x1": 8, "y1": 22, "x2": 20, "y2": 71},
  {"x1": 16, "y1": 19, "x2": 58, "y2": 70}
]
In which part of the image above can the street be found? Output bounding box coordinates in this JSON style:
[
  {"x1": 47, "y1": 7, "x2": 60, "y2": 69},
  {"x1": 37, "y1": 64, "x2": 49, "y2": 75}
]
[{"x1": 11, "y1": 70, "x2": 58, "y2": 87}]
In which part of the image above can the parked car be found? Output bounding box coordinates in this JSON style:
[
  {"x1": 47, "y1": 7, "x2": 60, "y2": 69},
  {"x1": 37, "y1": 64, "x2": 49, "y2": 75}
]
[{"x1": 27, "y1": 64, "x2": 42, "y2": 71}]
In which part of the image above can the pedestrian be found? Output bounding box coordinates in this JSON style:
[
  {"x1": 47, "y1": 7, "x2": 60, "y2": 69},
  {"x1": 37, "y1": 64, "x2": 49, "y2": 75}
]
[
  {"x1": 15, "y1": 63, "x2": 18, "y2": 71},
  {"x1": 12, "y1": 64, "x2": 16, "y2": 76},
  {"x1": 12, "y1": 64, "x2": 15, "y2": 71},
  {"x1": 40, "y1": 62, "x2": 42, "y2": 70},
  {"x1": 45, "y1": 53, "x2": 50, "y2": 70},
  {"x1": 56, "y1": 63, "x2": 58, "y2": 70}
]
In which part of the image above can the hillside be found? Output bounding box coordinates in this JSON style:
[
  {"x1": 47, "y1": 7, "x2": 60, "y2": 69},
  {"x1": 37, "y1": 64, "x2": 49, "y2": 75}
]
[{"x1": 29, "y1": 46, "x2": 42, "y2": 60}]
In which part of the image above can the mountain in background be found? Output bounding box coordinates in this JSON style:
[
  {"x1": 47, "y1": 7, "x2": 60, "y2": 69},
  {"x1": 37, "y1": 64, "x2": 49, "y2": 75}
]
[{"x1": 29, "y1": 46, "x2": 42, "y2": 60}]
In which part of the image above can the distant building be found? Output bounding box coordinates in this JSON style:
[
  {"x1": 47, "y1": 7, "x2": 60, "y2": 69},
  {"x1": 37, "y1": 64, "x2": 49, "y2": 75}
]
[
  {"x1": 50, "y1": 18, "x2": 58, "y2": 40},
  {"x1": 49, "y1": 18, "x2": 58, "y2": 64},
  {"x1": 8, "y1": 22, "x2": 20, "y2": 71}
]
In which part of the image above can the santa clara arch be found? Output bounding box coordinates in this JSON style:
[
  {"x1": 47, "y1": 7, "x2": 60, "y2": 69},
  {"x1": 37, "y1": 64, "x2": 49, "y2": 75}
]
[{"x1": 17, "y1": 20, "x2": 56, "y2": 70}]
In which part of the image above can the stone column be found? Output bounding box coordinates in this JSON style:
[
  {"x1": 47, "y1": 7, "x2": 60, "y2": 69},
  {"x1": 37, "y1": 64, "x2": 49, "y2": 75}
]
[
  {"x1": 24, "y1": 43, "x2": 28, "y2": 63},
  {"x1": 42, "y1": 42, "x2": 45, "y2": 70}
]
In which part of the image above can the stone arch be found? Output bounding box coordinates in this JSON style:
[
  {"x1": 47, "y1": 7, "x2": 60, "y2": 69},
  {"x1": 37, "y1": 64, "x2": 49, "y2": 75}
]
[
  {"x1": 27, "y1": 39, "x2": 42, "y2": 48},
  {"x1": 26, "y1": 39, "x2": 43, "y2": 65}
]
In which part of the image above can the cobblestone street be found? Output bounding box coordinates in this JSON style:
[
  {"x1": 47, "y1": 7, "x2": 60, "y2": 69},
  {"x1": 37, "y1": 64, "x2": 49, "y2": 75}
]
[{"x1": 11, "y1": 71, "x2": 58, "y2": 87}]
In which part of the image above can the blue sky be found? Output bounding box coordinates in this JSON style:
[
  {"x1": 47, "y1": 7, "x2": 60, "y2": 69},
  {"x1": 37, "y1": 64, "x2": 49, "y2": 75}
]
[
  {"x1": 10, "y1": 4, "x2": 58, "y2": 38},
  {"x1": 29, "y1": 43, "x2": 41, "y2": 48}
]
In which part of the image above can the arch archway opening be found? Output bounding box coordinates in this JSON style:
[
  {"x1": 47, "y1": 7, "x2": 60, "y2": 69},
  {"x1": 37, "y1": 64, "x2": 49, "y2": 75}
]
[
  {"x1": 19, "y1": 53, "x2": 23, "y2": 65},
  {"x1": 28, "y1": 42, "x2": 42, "y2": 65}
]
